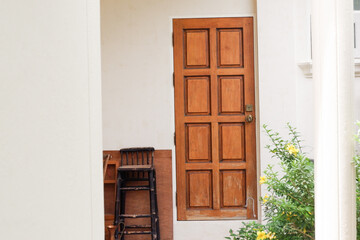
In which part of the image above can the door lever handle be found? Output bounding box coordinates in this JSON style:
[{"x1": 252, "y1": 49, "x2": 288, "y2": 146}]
[{"x1": 245, "y1": 114, "x2": 254, "y2": 123}]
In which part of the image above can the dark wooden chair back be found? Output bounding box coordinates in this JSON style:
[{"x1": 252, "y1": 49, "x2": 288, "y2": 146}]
[
  {"x1": 119, "y1": 147, "x2": 155, "y2": 167},
  {"x1": 119, "y1": 147, "x2": 155, "y2": 181}
]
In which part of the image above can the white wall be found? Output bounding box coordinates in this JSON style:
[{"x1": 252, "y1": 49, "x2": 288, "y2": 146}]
[
  {"x1": 258, "y1": 0, "x2": 360, "y2": 224},
  {"x1": 356, "y1": 77, "x2": 360, "y2": 120},
  {"x1": 258, "y1": 0, "x2": 313, "y2": 160},
  {"x1": 101, "y1": 0, "x2": 359, "y2": 239},
  {"x1": 257, "y1": 0, "x2": 298, "y2": 173},
  {"x1": 257, "y1": 0, "x2": 307, "y2": 224},
  {"x1": 101, "y1": 0, "x2": 257, "y2": 239},
  {"x1": 258, "y1": 0, "x2": 359, "y2": 161},
  {"x1": 101, "y1": 0, "x2": 256, "y2": 150},
  {"x1": 0, "y1": 1, "x2": 104, "y2": 240}
]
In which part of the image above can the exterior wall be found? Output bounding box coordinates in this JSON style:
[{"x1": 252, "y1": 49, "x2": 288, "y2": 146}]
[
  {"x1": 100, "y1": 0, "x2": 256, "y2": 239},
  {"x1": 257, "y1": 0, "x2": 313, "y2": 195},
  {"x1": 258, "y1": 0, "x2": 313, "y2": 161},
  {"x1": 101, "y1": 0, "x2": 255, "y2": 150},
  {"x1": 256, "y1": 0, "x2": 313, "y2": 226},
  {"x1": 1, "y1": 0, "x2": 358, "y2": 239},
  {"x1": 356, "y1": 12, "x2": 360, "y2": 122},
  {"x1": 0, "y1": 0, "x2": 104, "y2": 240},
  {"x1": 356, "y1": 77, "x2": 360, "y2": 121},
  {"x1": 101, "y1": 0, "x2": 360, "y2": 239}
]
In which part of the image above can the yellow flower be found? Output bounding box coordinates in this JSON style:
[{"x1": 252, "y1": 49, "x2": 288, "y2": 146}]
[
  {"x1": 256, "y1": 231, "x2": 267, "y2": 240},
  {"x1": 286, "y1": 143, "x2": 299, "y2": 156},
  {"x1": 303, "y1": 228, "x2": 307, "y2": 234},
  {"x1": 262, "y1": 194, "x2": 269, "y2": 203},
  {"x1": 286, "y1": 212, "x2": 292, "y2": 221},
  {"x1": 259, "y1": 176, "x2": 267, "y2": 184},
  {"x1": 267, "y1": 232, "x2": 277, "y2": 239}
]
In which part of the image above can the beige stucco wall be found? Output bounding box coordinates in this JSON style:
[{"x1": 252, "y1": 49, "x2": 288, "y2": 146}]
[
  {"x1": 100, "y1": 0, "x2": 257, "y2": 239},
  {"x1": 0, "y1": 0, "x2": 104, "y2": 239},
  {"x1": 101, "y1": 0, "x2": 256, "y2": 150},
  {"x1": 101, "y1": 0, "x2": 360, "y2": 239},
  {"x1": 0, "y1": 0, "x2": 359, "y2": 239}
]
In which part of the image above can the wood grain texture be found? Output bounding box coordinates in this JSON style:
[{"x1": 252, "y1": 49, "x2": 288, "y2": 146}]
[
  {"x1": 219, "y1": 76, "x2": 244, "y2": 114},
  {"x1": 174, "y1": 17, "x2": 257, "y2": 220},
  {"x1": 217, "y1": 29, "x2": 243, "y2": 68},
  {"x1": 219, "y1": 123, "x2": 245, "y2": 161},
  {"x1": 220, "y1": 170, "x2": 246, "y2": 207},
  {"x1": 184, "y1": 29, "x2": 209, "y2": 68},
  {"x1": 185, "y1": 76, "x2": 211, "y2": 115},
  {"x1": 186, "y1": 123, "x2": 211, "y2": 162},
  {"x1": 187, "y1": 170, "x2": 213, "y2": 208},
  {"x1": 103, "y1": 150, "x2": 173, "y2": 240}
]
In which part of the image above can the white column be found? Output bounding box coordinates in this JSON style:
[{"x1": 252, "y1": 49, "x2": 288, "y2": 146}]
[
  {"x1": 312, "y1": 0, "x2": 356, "y2": 239},
  {"x1": 0, "y1": 0, "x2": 103, "y2": 239}
]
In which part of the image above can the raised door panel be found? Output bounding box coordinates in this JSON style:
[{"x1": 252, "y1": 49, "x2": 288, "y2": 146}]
[
  {"x1": 185, "y1": 76, "x2": 211, "y2": 115},
  {"x1": 220, "y1": 170, "x2": 246, "y2": 208},
  {"x1": 217, "y1": 29, "x2": 243, "y2": 68},
  {"x1": 219, "y1": 76, "x2": 244, "y2": 115},
  {"x1": 184, "y1": 29, "x2": 209, "y2": 68},
  {"x1": 186, "y1": 124, "x2": 211, "y2": 162},
  {"x1": 187, "y1": 171, "x2": 213, "y2": 208},
  {"x1": 219, "y1": 123, "x2": 245, "y2": 161}
]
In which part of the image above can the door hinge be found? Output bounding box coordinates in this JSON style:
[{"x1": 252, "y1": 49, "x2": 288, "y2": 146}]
[
  {"x1": 172, "y1": 72, "x2": 175, "y2": 87},
  {"x1": 172, "y1": 32, "x2": 174, "y2": 47},
  {"x1": 174, "y1": 132, "x2": 176, "y2": 146},
  {"x1": 175, "y1": 192, "x2": 178, "y2": 207}
]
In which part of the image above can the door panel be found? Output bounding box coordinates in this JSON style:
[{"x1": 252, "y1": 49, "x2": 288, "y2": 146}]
[
  {"x1": 187, "y1": 170, "x2": 213, "y2": 208},
  {"x1": 219, "y1": 76, "x2": 244, "y2": 114},
  {"x1": 185, "y1": 76, "x2": 211, "y2": 115},
  {"x1": 184, "y1": 30, "x2": 210, "y2": 68},
  {"x1": 220, "y1": 170, "x2": 246, "y2": 208},
  {"x1": 219, "y1": 123, "x2": 245, "y2": 161},
  {"x1": 186, "y1": 123, "x2": 212, "y2": 162},
  {"x1": 173, "y1": 17, "x2": 256, "y2": 220},
  {"x1": 217, "y1": 29, "x2": 243, "y2": 68}
]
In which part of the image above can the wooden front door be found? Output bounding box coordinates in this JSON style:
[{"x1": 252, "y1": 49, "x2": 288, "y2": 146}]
[{"x1": 173, "y1": 17, "x2": 257, "y2": 220}]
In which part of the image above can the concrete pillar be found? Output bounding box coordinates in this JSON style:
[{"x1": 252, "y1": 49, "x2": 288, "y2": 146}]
[
  {"x1": 312, "y1": 0, "x2": 356, "y2": 239},
  {"x1": 0, "y1": 0, "x2": 103, "y2": 239}
]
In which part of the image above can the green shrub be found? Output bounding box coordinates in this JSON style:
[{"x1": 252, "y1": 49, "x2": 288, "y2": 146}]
[
  {"x1": 226, "y1": 123, "x2": 314, "y2": 240},
  {"x1": 227, "y1": 122, "x2": 360, "y2": 239},
  {"x1": 225, "y1": 222, "x2": 269, "y2": 240}
]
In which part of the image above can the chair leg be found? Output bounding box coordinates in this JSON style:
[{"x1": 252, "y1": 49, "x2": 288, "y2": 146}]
[
  {"x1": 149, "y1": 170, "x2": 158, "y2": 240},
  {"x1": 114, "y1": 173, "x2": 123, "y2": 240},
  {"x1": 153, "y1": 170, "x2": 160, "y2": 240},
  {"x1": 119, "y1": 173, "x2": 126, "y2": 240}
]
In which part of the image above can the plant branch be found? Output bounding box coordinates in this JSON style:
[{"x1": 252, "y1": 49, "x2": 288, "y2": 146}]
[{"x1": 289, "y1": 224, "x2": 314, "y2": 240}]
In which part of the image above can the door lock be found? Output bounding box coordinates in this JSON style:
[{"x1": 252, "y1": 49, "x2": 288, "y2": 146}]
[
  {"x1": 245, "y1": 104, "x2": 253, "y2": 112},
  {"x1": 246, "y1": 114, "x2": 254, "y2": 123}
]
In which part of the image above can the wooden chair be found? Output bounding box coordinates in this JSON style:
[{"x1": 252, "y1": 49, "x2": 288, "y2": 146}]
[{"x1": 109, "y1": 147, "x2": 160, "y2": 240}]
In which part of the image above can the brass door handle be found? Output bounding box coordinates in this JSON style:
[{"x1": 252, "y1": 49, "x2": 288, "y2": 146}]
[{"x1": 246, "y1": 114, "x2": 254, "y2": 123}]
